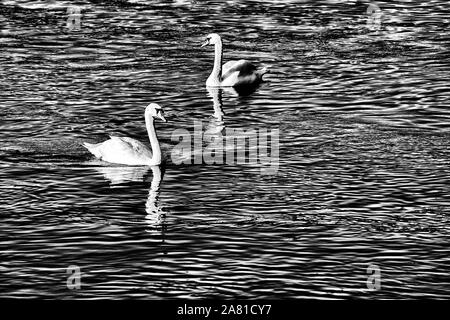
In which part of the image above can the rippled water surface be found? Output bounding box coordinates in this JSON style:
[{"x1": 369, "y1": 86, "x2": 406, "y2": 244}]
[{"x1": 0, "y1": 0, "x2": 449, "y2": 299}]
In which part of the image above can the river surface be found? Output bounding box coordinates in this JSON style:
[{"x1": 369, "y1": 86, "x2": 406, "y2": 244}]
[{"x1": 0, "y1": 0, "x2": 449, "y2": 299}]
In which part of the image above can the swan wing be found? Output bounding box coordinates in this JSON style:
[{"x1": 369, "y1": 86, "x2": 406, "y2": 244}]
[
  {"x1": 86, "y1": 136, "x2": 152, "y2": 165},
  {"x1": 222, "y1": 60, "x2": 257, "y2": 79},
  {"x1": 109, "y1": 136, "x2": 153, "y2": 158}
]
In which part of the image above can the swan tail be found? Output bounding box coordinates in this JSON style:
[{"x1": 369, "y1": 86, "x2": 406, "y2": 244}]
[{"x1": 82, "y1": 142, "x2": 102, "y2": 158}]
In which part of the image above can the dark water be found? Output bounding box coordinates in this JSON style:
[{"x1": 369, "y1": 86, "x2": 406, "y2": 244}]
[{"x1": 0, "y1": 0, "x2": 449, "y2": 299}]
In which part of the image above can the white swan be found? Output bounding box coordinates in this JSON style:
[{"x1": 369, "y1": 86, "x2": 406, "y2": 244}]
[
  {"x1": 201, "y1": 33, "x2": 268, "y2": 87},
  {"x1": 82, "y1": 103, "x2": 167, "y2": 166}
]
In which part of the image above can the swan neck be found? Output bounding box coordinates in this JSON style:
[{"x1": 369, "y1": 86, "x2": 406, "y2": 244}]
[
  {"x1": 145, "y1": 114, "x2": 161, "y2": 165},
  {"x1": 212, "y1": 40, "x2": 223, "y2": 82}
]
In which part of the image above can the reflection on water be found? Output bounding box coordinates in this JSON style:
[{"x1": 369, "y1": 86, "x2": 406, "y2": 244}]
[
  {"x1": 92, "y1": 164, "x2": 150, "y2": 185},
  {"x1": 204, "y1": 87, "x2": 225, "y2": 136},
  {"x1": 0, "y1": 0, "x2": 449, "y2": 299},
  {"x1": 144, "y1": 165, "x2": 166, "y2": 230},
  {"x1": 89, "y1": 164, "x2": 166, "y2": 232}
]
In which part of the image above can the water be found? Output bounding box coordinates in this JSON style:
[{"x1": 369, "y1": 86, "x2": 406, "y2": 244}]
[{"x1": 0, "y1": 0, "x2": 449, "y2": 299}]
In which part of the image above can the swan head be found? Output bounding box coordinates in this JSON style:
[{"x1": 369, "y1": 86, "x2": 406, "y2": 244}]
[
  {"x1": 201, "y1": 33, "x2": 222, "y2": 47},
  {"x1": 145, "y1": 103, "x2": 167, "y2": 122}
]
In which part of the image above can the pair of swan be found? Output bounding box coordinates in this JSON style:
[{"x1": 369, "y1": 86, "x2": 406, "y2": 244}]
[{"x1": 83, "y1": 33, "x2": 267, "y2": 166}]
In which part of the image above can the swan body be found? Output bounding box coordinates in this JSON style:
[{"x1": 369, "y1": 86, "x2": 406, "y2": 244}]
[
  {"x1": 83, "y1": 103, "x2": 166, "y2": 166},
  {"x1": 202, "y1": 33, "x2": 268, "y2": 87}
]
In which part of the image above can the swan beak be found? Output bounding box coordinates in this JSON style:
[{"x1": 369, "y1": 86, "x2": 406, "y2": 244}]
[
  {"x1": 158, "y1": 113, "x2": 167, "y2": 123},
  {"x1": 201, "y1": 39, "x2": 209, "y2": 47}
]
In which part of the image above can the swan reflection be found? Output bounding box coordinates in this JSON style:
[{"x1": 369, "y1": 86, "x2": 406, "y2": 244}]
[
  {"x1": 92, "y1": 164, "x2": 166, "y2": 232},
  {"x1": 204, "y1": 86, "x2": 259, "y2": 143},
  {"x1": 93, "y1": 165, "x2": 150, "y2": 185},
  {"x1": 172, "y1": 86, "x2": 261, "y2": 164},
  {"x1": 205, "y1": 87, "x2": 225, "y2": 136},
  {"x1": 144, "y1": 165, "x2": 166, "y2": 229}
]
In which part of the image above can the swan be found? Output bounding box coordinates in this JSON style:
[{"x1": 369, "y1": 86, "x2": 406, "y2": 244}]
[
  {"x1": 82, "y1": 103, "x2": 167, "y2": 166},
  {"x1": 201, "y1": 33, "x2": 268, "y2": 87}
]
